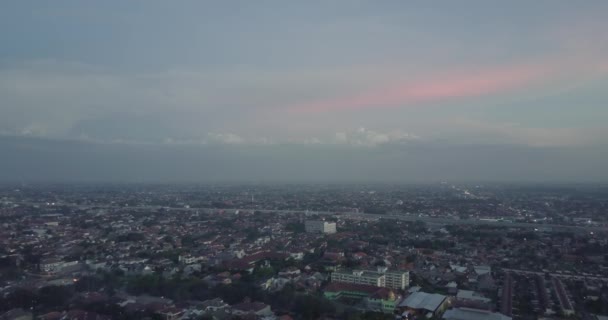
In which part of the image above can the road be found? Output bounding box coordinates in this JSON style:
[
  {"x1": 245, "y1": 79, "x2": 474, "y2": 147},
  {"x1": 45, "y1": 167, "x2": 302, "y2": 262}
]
[
  {"x1": 502, "y1": 268, "x2": 608, "y2": 282},
  {"x1": 57, "y1": 203, "x2": 608, "y2": 233}
]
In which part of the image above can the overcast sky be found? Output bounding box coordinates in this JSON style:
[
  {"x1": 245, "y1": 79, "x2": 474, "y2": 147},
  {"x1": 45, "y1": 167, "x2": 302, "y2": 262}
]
[{"x1": 1, "y1": 1, "x2": 607, "y2": 182}]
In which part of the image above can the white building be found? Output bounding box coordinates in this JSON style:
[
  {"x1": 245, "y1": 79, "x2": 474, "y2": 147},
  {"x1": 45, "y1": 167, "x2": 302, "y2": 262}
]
[
  {"x1": 289, "y1": 252, "x2": 304, "y2": 260},
  {"x1": 39, "y1": 259, "x2": 78, "y2": 273},
  {"x1": 332, "y1": 270, "x2": 384, "y2": 287},
  {"x1": 305, "y1": 220, "x2": 337, "y2": 234},
  {"x1": 178, "y1": 255, "x2": 198, "y2": 264},
  {"x1": 384, "y1": 270, "x2": 410, "y2": 290},
  {"x1": 332, "y1": 268, "x2": 409, "y2": 290}
]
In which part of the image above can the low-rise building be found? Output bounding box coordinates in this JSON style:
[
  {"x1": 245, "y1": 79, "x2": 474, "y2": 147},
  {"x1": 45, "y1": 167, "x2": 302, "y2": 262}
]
[
  {"x1": 456, "y1": 290, "x2": 491, "y2": 304},
  {"x1": 332, "y1": 269, "x2": 384, "y2": 287},
  {"x1": 398, "y1": 291, "x2": 449, "y2": 317},
  {"x1": 231, "y1": 302, "x2": 273, "y2": 317},
  {"x1": 331, "y1": 268, "x2": 409, "y2": 290},
  {"x1": 39, "y1": 259, "x2": 78, "y2": 273},
  {"x1": 443, "y1": 307, "x2": 511, "y2": 320},
  {"x1": 305, "y1": 220, "x2": 336, "y2": 234},
  {"x1": 324, "y1": 283, "x2": 400, "y2": 313}
]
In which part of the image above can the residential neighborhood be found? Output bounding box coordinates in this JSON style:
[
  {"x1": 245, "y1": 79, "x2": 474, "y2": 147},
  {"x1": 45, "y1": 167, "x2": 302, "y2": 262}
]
[{"x1": 1, "y1": 184, "x2": 607, "y2": 320}]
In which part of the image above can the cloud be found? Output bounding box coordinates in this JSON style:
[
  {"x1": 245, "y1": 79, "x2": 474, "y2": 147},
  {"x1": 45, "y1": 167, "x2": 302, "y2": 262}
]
[
  {"x1": 287, "y1": 65, "x2": 545, "y2": 113},
  {"x1": 159, "y1": 128, "x2": 420, "y2": 147},
  {"x1": 431, "y1": 118, "x2": 608, "y2": 147},
  {"x1": 1, "y1": 55, "x2": 607, "y2": 147},
  {"x1": 288, "y1": 58, "x2": 607, "y2": 113},
  {"x1": 205, "y1": 133, "x2": 245, "y2": 145},
  {"x1": 19, "y1": 123, "x2": 49, "y2": 137},
  {"x1": 333, "y1": 127, "x2": 419, "y2": 147},
  {"x1": 1, "y1": 127, "x2": 419, "y2": 148},
  {"x1": 161, "y1": 133, "x2": 275, "y2": 146},
  {"x1": 0, "y1": 60, "x2": 390, "y2": 138}
]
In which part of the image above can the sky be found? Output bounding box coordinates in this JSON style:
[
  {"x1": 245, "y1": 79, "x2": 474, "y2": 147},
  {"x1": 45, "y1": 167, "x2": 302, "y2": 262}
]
[{"x1": 1, "y1": 1, "x2": 607, "y2": 182}]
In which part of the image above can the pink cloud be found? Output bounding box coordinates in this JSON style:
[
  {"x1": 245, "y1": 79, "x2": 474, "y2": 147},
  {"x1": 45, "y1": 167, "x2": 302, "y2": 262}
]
[
  {"x1": 290, "y1": 13, "x2": 608, "y2": 115},
  {"x1": 289, "y1": 64, "x2": 552, "y2": 113}
]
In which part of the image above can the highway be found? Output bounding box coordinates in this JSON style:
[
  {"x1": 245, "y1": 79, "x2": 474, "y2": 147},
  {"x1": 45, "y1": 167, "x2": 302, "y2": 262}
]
[{"x1": 62, "y1": 203, "x2": 608, "y2": 233}]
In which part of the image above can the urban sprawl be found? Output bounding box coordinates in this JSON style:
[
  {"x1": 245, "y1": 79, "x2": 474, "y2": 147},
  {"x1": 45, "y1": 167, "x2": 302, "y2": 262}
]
[{"x1": 1, "y1": 184, "x2": 607, "y2": 320}]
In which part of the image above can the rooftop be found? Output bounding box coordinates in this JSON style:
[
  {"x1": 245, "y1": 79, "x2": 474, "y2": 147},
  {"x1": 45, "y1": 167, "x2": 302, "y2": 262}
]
[
  {"x1": 443, "y1": 307, "x2": 511, "y2": 320},
  {"x1": 399, "y1": 292, "x2": 447, "y2": 312}
]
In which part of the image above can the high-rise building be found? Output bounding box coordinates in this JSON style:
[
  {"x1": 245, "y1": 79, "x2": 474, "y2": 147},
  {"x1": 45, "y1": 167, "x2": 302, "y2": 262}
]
[{"x1": 305, "y1": 220, "x2": 337, "y2": 234}]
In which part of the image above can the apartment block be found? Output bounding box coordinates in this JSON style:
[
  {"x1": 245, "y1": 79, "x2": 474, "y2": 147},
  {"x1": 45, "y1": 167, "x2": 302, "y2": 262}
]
[
  {"x1": 331, "y1": 268, "x2": 409, "y2": 290},
  {"x1": 305, "y1": 220, "x2": 337, "y2": 234}
]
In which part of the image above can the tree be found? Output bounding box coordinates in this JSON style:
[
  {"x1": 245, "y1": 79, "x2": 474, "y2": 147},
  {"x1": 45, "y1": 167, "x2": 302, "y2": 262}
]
[
  {"x1": 38, "y1": 285, "x2": 73, "y2": 309},
  {"x1": 1, "y1": 288, "x2": 36, "y2": 312},
  {"x1": 293, "y1": 295, "x2": 335, "y2": 320},
  {"x1": 405, "y1": 254, "x2": 417, "y2": 263},
  {"x1": 285, "y1": 222, "x2": 305, "y2": 233},
  {"x1": 75, "y1": 276, "x2": 105, "y2": 292},
  {"x1": 181, "y1": 235, "x2": 196, "y2": 246},
  {"x1": 373, "y1": 260, "x2": 386, "y2": 267}
]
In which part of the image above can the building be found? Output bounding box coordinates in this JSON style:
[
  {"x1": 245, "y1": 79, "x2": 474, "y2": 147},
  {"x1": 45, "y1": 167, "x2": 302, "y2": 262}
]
[
  {"x1": 39, "y1": 258, "x2": 79, "y2": 273},
  {"x1": 443, "y1": 308, "x2": 511, "y2": 320},
  {"x1": 456, "y1": 290, "x2": 491, "y2": 304},
  {"x1": 231, "y1": 302, "x2": 273, "y2": 317},
  {"x1": 201, "y1": 298, "x2": 229, "y2": 312},
  {"x1": 552, "y1": 277, "x2": 574, "y2": 316},
  {"x1": 157, "y1": 307, "x2": 184, "y2": 320},
  {"x1": 178, "y1": 255, "x2": 197, "y2": 264},
  {"x1": 398, "y1": 292, "x2": 449, "y2": 317},
  {"x1": 383, "y1": 269, "x2": 410, "y2": 290},
  {"x1": 324, "y1": 282, "x2": 380, "y2": 300},
  {"x1": 324, "y1": 283, "x2": 400, "y2": 313},
  {"x1": 331, "y1": 268, "x2": 409, "y2": 290},
  {"x1": 39, "y1": 259, "x2": 63, "y2": 273},
  {"x1": 367, "y1": 287, "x2": 402, "y2": 313},
  {"x1": 332, "y1": 269, "x2": 384, "y2": 287},
  {"x1": 305, "y1": 220, "x2": 337, "y2": 234},
  {"x1": 0, "y1": 308, "x2": 33, "y2": 320}
]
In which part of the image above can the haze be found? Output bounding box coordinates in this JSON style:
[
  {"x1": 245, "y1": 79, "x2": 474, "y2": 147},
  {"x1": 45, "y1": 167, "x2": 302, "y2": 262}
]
[{"x1": 1, "y1": 1, "x2": 607, "y2": 182}]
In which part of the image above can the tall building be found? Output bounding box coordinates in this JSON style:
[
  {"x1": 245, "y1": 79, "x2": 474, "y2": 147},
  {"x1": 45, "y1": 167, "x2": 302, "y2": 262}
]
[
  {"x1": 305, "y1": 220, "x2": 337, "y2": 234},
  {"x1": 331, "y1": 268, "x2": 409, "y2": 290},
  {"x1": 384, "y1": 270, "x2": 410, "y2": 290}
]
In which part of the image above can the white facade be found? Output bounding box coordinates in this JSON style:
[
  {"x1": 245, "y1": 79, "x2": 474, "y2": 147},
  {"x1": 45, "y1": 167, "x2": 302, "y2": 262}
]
[
  {"x1": 331, "y1": 269, "x2": 409, "y2": 290},
  {"x1": 305, "y1": 220, "x2": 337, "y2": 234},
  {"x1": 332, "y1": 270, "x2": 384, "y2": 287},
  {"x1": 40, "y1": 260, "x2": 78, "y2": 273},
  {"x1": 179, "y1": 254, "x2": 206, "y2": 264},
  {"x1": 289, "y1": 252, "x2": 304, "y2": 260},
  {"x1": 40, "y1": 260, "x2": 63, "y2": 273},
  {"x1": 384, "y1": 270, "x2": 410, "y2": 290}
]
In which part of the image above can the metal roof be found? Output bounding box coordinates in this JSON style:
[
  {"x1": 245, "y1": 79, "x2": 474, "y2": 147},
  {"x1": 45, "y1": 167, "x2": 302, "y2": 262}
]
[{"x1": 398, "y1": 292, "x2": 446, "y2": 311}]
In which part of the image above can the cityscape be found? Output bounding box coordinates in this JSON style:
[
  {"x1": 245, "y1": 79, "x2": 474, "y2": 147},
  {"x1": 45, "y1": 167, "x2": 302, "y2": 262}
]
[
  {"x1": 2, "y1": 1, "x2": 608, "y2": 319},
  {"x1": 1, "y1": 184, "x2": 607, "y2": 319}
]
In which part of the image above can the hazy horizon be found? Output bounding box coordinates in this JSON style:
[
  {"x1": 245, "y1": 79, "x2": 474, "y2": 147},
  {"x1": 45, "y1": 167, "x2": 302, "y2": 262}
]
[
  {"x1": 1, "y1": 1, "x2": 607, "y2": 182},
  {"x1": 1, "y1": 135, "x2": 607, "y2": 183}
]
